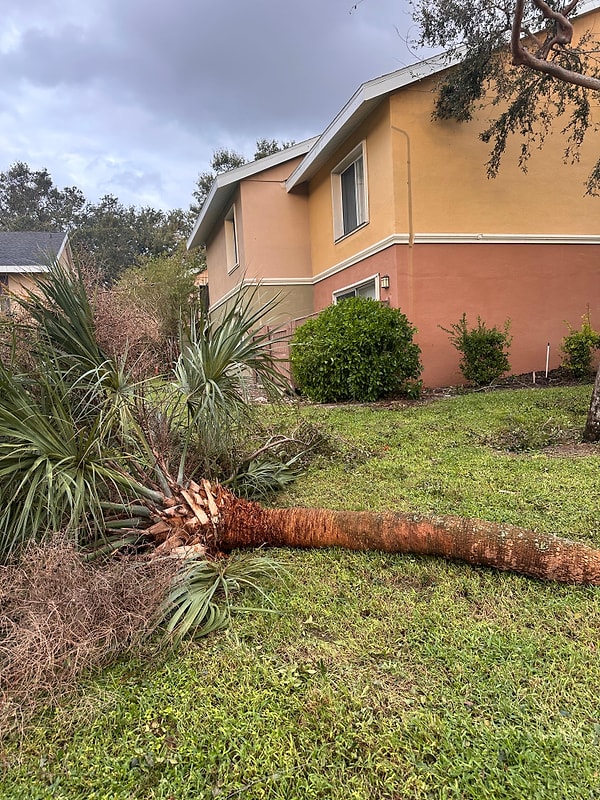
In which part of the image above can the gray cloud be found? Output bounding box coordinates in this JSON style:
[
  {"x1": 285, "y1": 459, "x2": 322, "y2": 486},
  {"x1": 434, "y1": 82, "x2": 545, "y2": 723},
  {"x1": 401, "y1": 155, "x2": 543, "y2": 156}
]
[{"x1": 0, "y1": 0, "x2": 417, "y2": 210}]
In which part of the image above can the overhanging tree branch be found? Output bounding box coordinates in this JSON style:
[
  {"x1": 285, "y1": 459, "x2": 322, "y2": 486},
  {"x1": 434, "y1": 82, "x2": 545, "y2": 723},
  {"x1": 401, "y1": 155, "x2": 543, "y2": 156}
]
[{"x1": 511, "y1": 0, "x2": 600, "y2": 90}]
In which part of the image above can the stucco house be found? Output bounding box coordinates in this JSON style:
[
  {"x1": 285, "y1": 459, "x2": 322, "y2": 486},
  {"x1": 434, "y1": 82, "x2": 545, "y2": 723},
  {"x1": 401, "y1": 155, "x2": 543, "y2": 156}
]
[
  {"x1": 0, "y1": 231, "x2": 73, "y2": 312},
  {"x1": 188, "y1": 7, "x2": 600, "y2": 388}
]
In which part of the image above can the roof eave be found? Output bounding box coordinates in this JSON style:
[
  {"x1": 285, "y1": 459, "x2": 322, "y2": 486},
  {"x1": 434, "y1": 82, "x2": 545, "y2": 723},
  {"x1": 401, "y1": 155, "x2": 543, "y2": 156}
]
[
  {"x1": 285, "y1": 51, "x2": 460, "y2": 191},
  {"x1": 187, "y1": 137, "x2": 320, "y2": 250}
]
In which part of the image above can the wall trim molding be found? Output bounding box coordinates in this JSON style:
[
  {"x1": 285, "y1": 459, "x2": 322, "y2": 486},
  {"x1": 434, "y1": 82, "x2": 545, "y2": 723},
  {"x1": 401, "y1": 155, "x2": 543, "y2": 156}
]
[
  {"x1": 414, "y1": 232, "x2": 600, "y2": 245},
  {"x1": 210, "y1": 232, "x2": 600, "y2": 309},
  {"x1": 311, "y1": 232, "x2": 600, "y2": 284},
  {"x1": 209, "y1": 277, "x2": 313, "y2": 312}
]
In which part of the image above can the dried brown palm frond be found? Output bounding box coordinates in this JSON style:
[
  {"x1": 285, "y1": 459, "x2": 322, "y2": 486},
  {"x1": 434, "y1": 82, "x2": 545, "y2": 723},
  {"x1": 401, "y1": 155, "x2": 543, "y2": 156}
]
[{"x1": 0, "y1": 537, "x2": 176, "y2": 738}]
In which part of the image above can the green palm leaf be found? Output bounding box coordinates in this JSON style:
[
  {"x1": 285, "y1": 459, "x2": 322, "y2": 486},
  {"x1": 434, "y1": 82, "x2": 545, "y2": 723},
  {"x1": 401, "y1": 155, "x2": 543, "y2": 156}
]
[
  {"x1": 172, "y1": 287, "x2": 290, "y2": 476},
  {"x1": 161, "y1": 552, "x2": 282, "y2": 641}
]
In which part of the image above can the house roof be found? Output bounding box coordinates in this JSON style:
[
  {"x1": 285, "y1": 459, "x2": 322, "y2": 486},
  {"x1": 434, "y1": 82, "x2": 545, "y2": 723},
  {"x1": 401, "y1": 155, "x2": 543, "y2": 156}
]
[
  {"x1": 188, "y1": 0, "x2": 600, "y2": 249},
  {"x1": 0, "y1": 231, "x2": 68, "y2": 272},
  {"x1": 187, "y1": 137, "x2": 319, "y2": 250},
  {"x1": 285, "y1": 52, "x2": 459, "y2": 191}
]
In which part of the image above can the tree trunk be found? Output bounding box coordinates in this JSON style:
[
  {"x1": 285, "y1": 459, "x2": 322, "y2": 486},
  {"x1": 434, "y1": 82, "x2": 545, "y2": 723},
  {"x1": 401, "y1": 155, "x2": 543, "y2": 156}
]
[
  {"x1": 141, "y1": 482, "x2": 600, "y2": 585},
  {"x1": 215, "y1": 492, "x2": 600, "y2": 585},
  {"x1": 583, "y1": 364, "x2": 600, "y2": 442}
]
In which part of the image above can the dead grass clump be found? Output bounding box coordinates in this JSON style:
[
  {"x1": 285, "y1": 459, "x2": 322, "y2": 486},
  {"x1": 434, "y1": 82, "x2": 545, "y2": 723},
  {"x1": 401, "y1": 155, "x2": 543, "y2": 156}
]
[
  {"x1": 0, "y1": 537, "x2": 177, "y2": 736},
  {"x1": 93, "y1": 284, "x2": 168, "y2": 378}
]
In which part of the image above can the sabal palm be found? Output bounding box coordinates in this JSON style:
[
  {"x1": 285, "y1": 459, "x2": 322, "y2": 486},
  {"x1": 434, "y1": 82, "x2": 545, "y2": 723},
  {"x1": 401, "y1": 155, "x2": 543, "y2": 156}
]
[
  {"x1": 2, "y1": 258, "x2": 599, "y2": 600},
  {"x1": 173, "y1": 291, "x2": 288, "y2": 477}
]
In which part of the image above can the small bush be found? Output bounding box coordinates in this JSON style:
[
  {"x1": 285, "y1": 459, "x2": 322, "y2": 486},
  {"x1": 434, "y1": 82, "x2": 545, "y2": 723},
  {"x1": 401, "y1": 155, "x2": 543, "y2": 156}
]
[
  {"x1": 442, "y1": 313, "x2": 511, "y2": 386},
  {"x1": 561, "y1": 312, "x2": 600, "y2": 381},
  {"x1": 291, "y1": 298, "x2": 422, "y2": 402}
]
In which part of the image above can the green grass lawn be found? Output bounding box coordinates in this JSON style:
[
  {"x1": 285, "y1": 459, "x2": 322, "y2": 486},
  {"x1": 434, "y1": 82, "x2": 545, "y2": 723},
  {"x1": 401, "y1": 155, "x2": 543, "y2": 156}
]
[{"x1": 2, "y1": 386, "x2": 600, "y2": 799}]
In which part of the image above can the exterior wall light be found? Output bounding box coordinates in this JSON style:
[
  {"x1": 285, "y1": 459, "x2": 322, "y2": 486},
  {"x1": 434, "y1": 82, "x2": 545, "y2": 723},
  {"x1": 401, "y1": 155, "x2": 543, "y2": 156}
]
[{"x1": 380, "y1": 274, "x2": 390, "y2": 290}]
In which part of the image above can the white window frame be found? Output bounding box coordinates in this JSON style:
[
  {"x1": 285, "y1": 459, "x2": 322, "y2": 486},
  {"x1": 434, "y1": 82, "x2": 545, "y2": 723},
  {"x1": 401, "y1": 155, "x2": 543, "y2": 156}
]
[
  {"x1": 224, "y1": 205, "x2": 239, "y2": 274},
  {"x1": 0, "y1": 274, "x2": 9, "y2": 314},
  {"x1": 331, "y1": 141, "x2": 368, "y2": 242},
  {"x1": 332, "y1": 273, "x2": 380, "y2": 304}
]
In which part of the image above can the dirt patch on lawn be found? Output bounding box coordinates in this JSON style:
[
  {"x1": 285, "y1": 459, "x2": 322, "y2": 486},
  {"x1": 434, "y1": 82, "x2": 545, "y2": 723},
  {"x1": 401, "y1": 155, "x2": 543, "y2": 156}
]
[{"x1": 541, "y1": 441, "x2": 600, "y2": 458}]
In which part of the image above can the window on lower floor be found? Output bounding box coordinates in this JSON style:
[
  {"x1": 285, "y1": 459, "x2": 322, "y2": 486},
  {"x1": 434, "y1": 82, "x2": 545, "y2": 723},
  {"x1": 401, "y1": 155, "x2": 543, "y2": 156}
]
[
  {"x1": 224, "y1": 205, "x2": 239, "y2": 273},
  {"x1": 332, "y1": 142, "x2": 368, "y2": 241},
  {"x1": 0, "y1": 274, "x2": 9, "y2": 314},
  {"x1": 333, "y1": 276, "x2": 378, "y2": 303}
]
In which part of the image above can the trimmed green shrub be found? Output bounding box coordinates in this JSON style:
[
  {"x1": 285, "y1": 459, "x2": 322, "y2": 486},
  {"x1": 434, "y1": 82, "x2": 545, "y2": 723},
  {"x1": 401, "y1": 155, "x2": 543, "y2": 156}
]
[
  {"x1": 561, "y1": 312, "x2": 600, "y2": 381},
  {"x1": 442, "y1": 313, "x2": 512, "y2": 386},
  {"x1": 290, "y1": 298, "x2": 422, "y2": 402}
]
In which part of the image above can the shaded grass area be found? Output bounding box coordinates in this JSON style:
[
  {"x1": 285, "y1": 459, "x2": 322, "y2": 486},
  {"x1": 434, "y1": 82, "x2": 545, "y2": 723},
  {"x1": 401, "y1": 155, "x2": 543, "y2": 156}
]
[{"x1": 2, "y1": 386, "x2": 600, "y2": 799}]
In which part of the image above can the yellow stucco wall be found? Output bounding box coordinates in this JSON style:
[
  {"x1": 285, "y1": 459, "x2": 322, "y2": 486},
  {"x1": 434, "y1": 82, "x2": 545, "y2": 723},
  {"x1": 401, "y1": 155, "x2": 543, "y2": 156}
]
[
  {"x1": 389, "y1": 62, "x2": 600, "y2": 236},
  {"x1": 307, "y1": 101, "x2": 397, "y2": 277}
]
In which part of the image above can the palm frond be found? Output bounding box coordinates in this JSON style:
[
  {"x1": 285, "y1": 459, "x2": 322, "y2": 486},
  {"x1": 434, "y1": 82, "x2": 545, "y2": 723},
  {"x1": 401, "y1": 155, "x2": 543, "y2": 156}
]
[
  {"x1": 172, "y1": 288, "x2": 290, "y2": 475},
  {"x1": 0, "y1": 358, "x2": 147, "y2": 560},
  {"x1": 225, "y1": 455, "x2": 303, "y2": 499},
  {"x1": 161, "y1": 552, "x2": 282, "y2": 641}
]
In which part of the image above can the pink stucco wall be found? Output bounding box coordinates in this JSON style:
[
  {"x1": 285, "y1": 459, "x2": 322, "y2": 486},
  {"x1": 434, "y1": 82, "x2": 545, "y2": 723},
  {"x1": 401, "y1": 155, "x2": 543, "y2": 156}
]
[{"x1": 312, "y1": 242, "x2": 600, "y2": 387}]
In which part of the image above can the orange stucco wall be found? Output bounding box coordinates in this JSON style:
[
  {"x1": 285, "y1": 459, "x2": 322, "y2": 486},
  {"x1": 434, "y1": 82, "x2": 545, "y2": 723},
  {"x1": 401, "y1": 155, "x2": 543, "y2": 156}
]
[{"x1": 315, "y1": 241, "x2": 600, "y2": 387}]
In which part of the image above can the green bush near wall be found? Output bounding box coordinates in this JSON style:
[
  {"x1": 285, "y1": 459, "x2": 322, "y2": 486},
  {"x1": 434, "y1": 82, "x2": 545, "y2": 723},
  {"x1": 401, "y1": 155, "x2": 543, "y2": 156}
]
[
  {"x1": 442, "y1": 313, "x2": 512, "y2": 386},
  {"x1": 290, "y1": 297, "x2": 422, "y2": 402},
  {"x1": 561, "y1": 313, "x2": 600, "y2": 381}
]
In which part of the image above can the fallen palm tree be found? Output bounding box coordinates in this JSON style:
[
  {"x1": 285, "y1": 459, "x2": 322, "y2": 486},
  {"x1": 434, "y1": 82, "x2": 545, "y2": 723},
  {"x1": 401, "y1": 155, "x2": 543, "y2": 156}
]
[
  {"x1": 1, "y1": 260, "x2": 599, "y2": 650},
  {"x1": 130, "y1": 478, "x2": 600, "y2": 586}
]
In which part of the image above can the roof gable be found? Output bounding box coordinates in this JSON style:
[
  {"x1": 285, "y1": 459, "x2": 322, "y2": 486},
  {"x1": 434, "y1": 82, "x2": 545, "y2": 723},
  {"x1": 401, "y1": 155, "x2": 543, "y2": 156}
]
[
  {"x1": 0, "y1": 231, "x2": 68, "y2": 271},
  {"x1": 187, "y1": 138, "x2": 319, "y2": 250}
]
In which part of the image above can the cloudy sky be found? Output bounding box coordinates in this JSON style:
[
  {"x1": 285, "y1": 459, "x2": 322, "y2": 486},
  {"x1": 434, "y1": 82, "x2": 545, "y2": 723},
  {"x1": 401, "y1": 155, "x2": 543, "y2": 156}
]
[{"x1": 0, "y1": 0, "x2": 419, "y2": 212}]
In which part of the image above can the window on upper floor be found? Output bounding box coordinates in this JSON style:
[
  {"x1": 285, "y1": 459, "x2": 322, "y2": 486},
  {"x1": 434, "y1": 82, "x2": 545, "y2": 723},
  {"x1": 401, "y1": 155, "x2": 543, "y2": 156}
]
[
  {"x1": 332, "y1": 142, "x2": 368, "y2": 241},
  {"x1": 224, "y1": 205, "x2": 239, "y2": 273}
]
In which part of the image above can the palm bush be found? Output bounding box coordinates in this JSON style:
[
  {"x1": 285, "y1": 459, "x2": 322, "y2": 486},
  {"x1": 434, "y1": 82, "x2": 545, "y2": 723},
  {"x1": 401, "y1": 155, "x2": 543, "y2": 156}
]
[{"x1": 0, "y1": 263, "x2": 295, "y2": 561}]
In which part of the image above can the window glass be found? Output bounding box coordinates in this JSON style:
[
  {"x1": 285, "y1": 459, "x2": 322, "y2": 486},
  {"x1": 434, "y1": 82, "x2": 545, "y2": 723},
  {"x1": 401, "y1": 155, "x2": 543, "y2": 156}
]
[
  {"x1": 332, "y1": 143, "x2": 368, "y2": 241},
  {"x1": 334, "y1": 277, "x2": 377, "y2": 303}
]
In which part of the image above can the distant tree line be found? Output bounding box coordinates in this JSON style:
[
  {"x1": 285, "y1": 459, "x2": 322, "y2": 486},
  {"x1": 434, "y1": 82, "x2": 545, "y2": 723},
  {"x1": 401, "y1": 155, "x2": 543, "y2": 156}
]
[
  {"x1": 0, "y1": 162, "x2": 198, "y2": 284},
  {"x1": 1, "y1": 139, "x2": 295, "y2": 282}
]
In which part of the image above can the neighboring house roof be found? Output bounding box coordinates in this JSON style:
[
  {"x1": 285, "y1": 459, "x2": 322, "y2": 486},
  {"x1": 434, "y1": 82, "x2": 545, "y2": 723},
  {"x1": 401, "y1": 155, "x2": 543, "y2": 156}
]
[
  {"x1": 0, "y1": 231, "x2": 69, "y2": 273},
  {"x1": 187, "y1": 138, "x2": 319, "y2": 250}
]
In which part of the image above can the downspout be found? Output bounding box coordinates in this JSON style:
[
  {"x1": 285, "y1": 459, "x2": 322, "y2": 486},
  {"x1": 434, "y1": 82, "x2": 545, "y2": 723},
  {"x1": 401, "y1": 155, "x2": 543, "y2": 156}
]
[{"x1": 391, "y1": 125, "x2": 414, "y2": 320}]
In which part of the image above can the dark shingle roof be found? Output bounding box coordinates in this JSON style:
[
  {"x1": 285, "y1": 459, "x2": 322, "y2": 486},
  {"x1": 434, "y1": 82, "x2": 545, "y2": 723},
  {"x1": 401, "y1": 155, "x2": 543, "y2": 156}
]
[{"x1": 0, "y1": 231, "x2": 67, "y2": 268}]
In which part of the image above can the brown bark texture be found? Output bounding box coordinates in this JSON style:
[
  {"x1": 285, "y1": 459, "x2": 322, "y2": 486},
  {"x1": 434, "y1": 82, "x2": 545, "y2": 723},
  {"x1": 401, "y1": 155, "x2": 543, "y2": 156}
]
[
  {"x1": 217, "y1": 493, "x2": 600, "y2": 585},
  {"x1": 583, "y1": 365, "x2": 600, "y2": 442},
  {"x1": 141, "y1": 482, "x2": 600, "y2": 585},
  {"x1": 510, "y1": 0, "x2": 600, "y2": 91}
]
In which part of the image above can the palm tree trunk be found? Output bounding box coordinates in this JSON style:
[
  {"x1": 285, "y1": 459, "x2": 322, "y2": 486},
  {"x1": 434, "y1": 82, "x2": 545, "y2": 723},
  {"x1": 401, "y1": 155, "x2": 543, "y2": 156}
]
[
  {"x1": 583, "y1": 364, "x2": 600, "y2": 442},
  {"x1": 142, "y1": 482, "x2": 600, "y2": 585},
  {"x1": 216, "y1": 492, "x2": 600, "y2": 585}
]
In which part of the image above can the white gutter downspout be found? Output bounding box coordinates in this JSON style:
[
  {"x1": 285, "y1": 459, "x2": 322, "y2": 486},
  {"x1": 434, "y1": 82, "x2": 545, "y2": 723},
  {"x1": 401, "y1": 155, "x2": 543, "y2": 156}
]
[{"x1": 391, "y1": 125, "x2": 415, "y2": 320}]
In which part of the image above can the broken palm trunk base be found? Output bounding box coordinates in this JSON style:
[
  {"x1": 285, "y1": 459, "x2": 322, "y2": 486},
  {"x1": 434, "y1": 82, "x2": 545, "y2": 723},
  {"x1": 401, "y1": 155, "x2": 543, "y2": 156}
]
[{"x1": 140, "y1": 481, "x2": 600, "y2": 585}]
